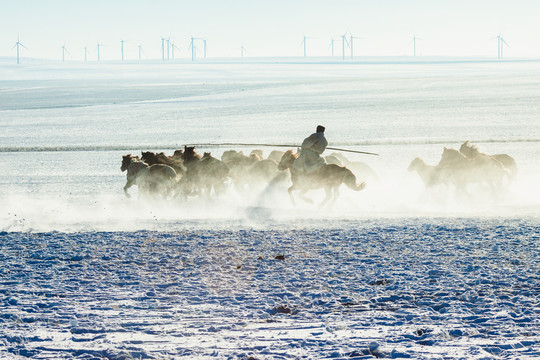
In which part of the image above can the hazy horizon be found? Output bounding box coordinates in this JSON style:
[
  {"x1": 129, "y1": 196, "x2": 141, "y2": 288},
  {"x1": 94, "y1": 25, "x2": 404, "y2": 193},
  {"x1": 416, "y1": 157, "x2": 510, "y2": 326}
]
[{"x1": 2, "y1": 0, "x2": 540, "y2": 62}]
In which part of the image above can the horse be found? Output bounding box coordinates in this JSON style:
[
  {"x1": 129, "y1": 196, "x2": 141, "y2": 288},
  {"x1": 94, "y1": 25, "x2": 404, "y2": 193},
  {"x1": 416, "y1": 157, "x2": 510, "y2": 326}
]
[
  {"x1": 329, "y1": 152, "x2": 379, "y2": 182},
  {"x1": 408, "y1": 157, "x2": 448, "y2": 187},
  {"x1": 121, "y1": 155, "x2": 178, "y2": 198},
  {"x1": 278, "y1": 150, "x2": 366, "y2": 207},
  {"x1": 459, "y1": 141, "x2": 518, "y2": 179},
  {"x1": 267, "y1": 150, "x2": 285, "y2": 164},
  {"x1": 181, "y1": 147, "x2": 229, "y2": 197},
  {"x1": 439, "y1": 147, "x2": 509, "y2": 195},
  {"x1": 141, "y1": 151, "x2": 186, "y2": 176}
]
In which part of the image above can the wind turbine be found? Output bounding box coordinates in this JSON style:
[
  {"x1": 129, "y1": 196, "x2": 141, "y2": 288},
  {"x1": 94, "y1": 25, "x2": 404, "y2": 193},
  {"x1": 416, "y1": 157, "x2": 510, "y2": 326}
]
[
  {"x1": 496, "y1": 34, "x2": 509, "y2": 59},
  {"x1": 301, "y1": 35, "x2": 313, "y2": 57},
  {"x1": 13, "y1": 35, "x2": 27, "y2": 64},
  {"x1": 189, "y1": 36, "x2": 197, "y2": 61},
  {"x1": 412, "y1": 35, "x2": 422, "y2": 56},
  {"x1": 137, "y1": 44, "x2": 144, "y2": 60},
  {"x1": 349, "y1": 34, "x2": 362, "y2": 59},
  {"x1": 341, "y1": 33, "x2": 350, "y2": 60},
  {"x1": 166, "y1": 37, "x2": 171, "y2": 60},
  {"x1": 203, "y1": 39, "x2": 207, "y2": 58},
  {"x1": 84, "y1": 46, "x2": 90, "y2": 62},
  {"x1": 161, "y1": 37, "x2": 166, "y2": 60},
  {"x1": 61, "y1": 44, "x2": 70, "y2": 62},
  {"x1": 120, "y1": 39, "x2": 128, "y2": 61},
  {"x1": 96, "y1": 42, "x2": 105, "y2": 61},
  {"x1": 240, "y1": 45, "x2": 247, "y2": 58},
  {"x1": 170, "y1": 41, "x2": 180, "y2": 60},
  {"x1": 330, "y1": 37, "x2": 339, "y2": 57}
]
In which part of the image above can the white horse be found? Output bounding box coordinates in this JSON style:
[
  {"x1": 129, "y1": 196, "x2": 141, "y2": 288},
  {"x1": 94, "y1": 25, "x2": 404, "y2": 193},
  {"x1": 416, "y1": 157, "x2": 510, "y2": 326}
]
[
  {"x1": 439, "y1": 147, "x2": 509, "y2": 195},
  {"x1": 121, "y1": 155, "x2": 178, "y2": 198},
  {"x1": 459, "y1": 141, "x2": 518, "y2": 179},
  {"x1": 408, "y1": 157, "x2": 448, "y2": 187}
]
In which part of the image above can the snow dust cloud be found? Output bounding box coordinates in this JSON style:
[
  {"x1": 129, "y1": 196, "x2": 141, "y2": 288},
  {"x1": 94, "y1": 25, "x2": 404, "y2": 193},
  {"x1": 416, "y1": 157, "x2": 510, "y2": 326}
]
[{"x1": 1, "y1": 143, "x2": 538, "y2": 233}]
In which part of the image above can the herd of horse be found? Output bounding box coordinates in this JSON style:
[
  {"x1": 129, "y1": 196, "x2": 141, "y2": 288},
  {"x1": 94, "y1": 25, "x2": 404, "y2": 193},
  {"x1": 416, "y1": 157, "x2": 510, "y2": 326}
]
[
  {"x1": 121, "y1": 140, "x2": 517, "y2": 206},
  {"x1": 408, "y1": 140, "x2": 517, "y2": 196}
]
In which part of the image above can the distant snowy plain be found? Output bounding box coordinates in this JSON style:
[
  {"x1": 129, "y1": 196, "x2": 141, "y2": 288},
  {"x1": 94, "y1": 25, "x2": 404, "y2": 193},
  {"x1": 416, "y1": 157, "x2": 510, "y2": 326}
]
[{"x1": 0, "y1": 58, "x2": 539, "y2": 359}]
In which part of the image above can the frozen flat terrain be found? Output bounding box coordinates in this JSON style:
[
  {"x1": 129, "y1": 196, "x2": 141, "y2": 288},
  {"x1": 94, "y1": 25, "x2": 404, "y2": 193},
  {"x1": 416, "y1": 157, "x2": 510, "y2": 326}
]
[
  {"x1": 1, "y1": 219, "x2": 539, "y2": 359},
  {"x1": 0, "y1": 58, "x2": 539, "y2": 358}
]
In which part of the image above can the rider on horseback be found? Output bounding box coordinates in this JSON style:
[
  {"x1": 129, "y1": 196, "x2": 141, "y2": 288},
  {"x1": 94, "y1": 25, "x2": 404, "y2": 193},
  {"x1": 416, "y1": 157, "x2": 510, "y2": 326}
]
[{"x1": 292, "y1": 125, "x2": 328, "y2": 174}]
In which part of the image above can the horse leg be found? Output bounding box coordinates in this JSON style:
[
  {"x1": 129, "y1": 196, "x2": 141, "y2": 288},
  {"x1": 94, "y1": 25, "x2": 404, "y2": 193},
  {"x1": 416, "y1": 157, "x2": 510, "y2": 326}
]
[
  {"x1": 318, "y1": 186, "x2": 333, "y2": 209},
  {"x1": 298, "y1": 188, "x2": 313, "y2": 204},
  {"x1": 124, "y1": 179, "x2": 134, "y2": 198},
  {"x1": 288, "y1": 185, "x2": 297, "y2": 206}
]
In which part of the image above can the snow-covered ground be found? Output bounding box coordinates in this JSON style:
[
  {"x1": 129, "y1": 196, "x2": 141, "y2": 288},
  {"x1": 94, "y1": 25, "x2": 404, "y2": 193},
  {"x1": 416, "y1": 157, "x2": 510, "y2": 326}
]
[
  {"x1": 0, "y1": 59, "x2": 539, "y2": 358},
  {"x1": 1, "y1": 218, "x2": 539, "y2": 359}
]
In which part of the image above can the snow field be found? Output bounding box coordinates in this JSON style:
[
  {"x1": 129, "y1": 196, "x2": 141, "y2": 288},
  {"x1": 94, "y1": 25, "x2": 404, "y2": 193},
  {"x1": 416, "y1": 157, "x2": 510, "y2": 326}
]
[{"x1": 0, "y1": 218, "x2": 538, "y2": 359}]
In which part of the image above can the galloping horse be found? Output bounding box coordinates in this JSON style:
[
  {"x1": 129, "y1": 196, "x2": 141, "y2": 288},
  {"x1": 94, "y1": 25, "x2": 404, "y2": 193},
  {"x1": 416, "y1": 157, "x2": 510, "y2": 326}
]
[
  {"x1": 278, "y1": 150, "x2": 366, "y2": 207},
  {"x1": 408, "y1": 157, "x2": 448, "y2": 187},
  {"x1": 181, "y1": 147, "x2": 230, "y2": 197},
  {"x1": 141, "y1": 151, "x2": 186, "y2": 176},
  {"x1": 439, "y1": 147, "x2": 509, "y2": 194},
  {"x1": 459, "y1": 141, "x2": 518, "y2": 179},
  {"x1": 121, "y1": 155, "x2": 178, "y2": 198}
]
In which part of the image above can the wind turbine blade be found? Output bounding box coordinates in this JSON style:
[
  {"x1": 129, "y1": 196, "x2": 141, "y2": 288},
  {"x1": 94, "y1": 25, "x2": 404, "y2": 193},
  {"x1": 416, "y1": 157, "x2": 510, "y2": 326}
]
[{"x1": 502, "y1": 39, "x2": 509, "y2": 46}]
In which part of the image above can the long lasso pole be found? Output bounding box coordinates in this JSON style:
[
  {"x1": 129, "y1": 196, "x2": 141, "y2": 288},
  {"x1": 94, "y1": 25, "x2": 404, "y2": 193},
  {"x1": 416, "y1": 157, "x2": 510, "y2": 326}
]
[{"x1": 186, "y1": 143, "x2": 379, "y2": 156}]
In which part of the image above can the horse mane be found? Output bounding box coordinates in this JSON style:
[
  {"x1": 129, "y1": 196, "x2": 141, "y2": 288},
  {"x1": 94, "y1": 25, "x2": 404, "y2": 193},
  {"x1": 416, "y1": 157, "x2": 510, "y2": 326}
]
[
  {"x1": 183, "y1": 146, "x2": 202, "y2": 163},
  {"x1": 284, "y1": 149, "x2": 298, "y2": 159},
  {"x1": 440, "y1": 147, "x2": 467, "y2": 164},
  {"x1": 460, "y1": 141, "x2": 482, "y2": 158}
]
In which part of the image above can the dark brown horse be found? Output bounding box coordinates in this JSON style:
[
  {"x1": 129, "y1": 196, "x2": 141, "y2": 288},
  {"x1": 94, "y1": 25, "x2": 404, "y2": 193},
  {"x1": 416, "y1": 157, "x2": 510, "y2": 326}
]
[
  {"x1": 278, "y1": 150, "x2": 366, "y2": 207},
  {"x1": 141, "y1": 151, "x2": 186, "y2": 176},
  {"x1": 180, "y1": 147, "x2": 229, "y2": 197}
]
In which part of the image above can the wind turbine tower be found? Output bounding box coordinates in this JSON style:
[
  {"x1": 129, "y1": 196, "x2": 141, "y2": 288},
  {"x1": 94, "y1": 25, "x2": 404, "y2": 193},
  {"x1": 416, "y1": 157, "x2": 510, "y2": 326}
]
[
  {"x1": 241, "y1": 45, "x2": 247, "y2": 58},
  {"x1": 96, "y1": 42, "x2": 104, "y2": 61},
  {"x1": 84, "y1": 46, "x2": 88, "y2": 62},
  {"x1": 61, "y1": 44, "x2": 69, "y2": 62},
  {"x1": 161, "y1": 37, "x2": 166, "y2": 60},
  {"x1": 330, "y1": 37, "x2": 339, "y2": 57},
  {"x1": 138, "y1": 44, "x2": 144, "y2": 60},
  {"x1": 349, "y1": 34, "x2": 362, "y2": 59},
  {"x1": 301, "y1": 35, "x2": 312, "y2": 57},
  {"x1": 13, "y1": 35, "x2": 27, "y2": 64},
  {"x1": 203, "y1": 39, "x2": 207, "y2": 58},
  {"x1": 497, "y1": 34, "x2": 509, "y2": 59},
  {"x1": 120, "y1": 39, "x2": 127, "y2": 61},
  {"x1": 189, "y1": 36, "x2": 196, "y2": 61},
  {"x1": 166, "y1": 38, "x2": 171, "y2": 60},
  {"x1": 171, "y1": 41, "x2": 180, "y2": 60},
  {"x1": 341, "y1": 33, "x2": 350, "y2": 60}
]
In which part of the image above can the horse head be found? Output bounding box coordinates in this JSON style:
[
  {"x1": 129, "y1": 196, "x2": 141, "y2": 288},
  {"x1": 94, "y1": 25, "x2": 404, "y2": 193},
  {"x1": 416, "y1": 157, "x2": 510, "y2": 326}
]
[
  {"x1": 183, "y1": 146, "x2": 201, "y2": 164},
  {"x1": 121, "y1": 154, "x2": 135, "y2": 172},
  {"x1": 172, "y1": 149, "x2": 184, "y2": 159},
  {"x1": 141, "y1": 151, "x2": 159, "y2": 165},
  {"x1": 459, "y1": 140, "x2": 480, "y2": 159},
  {"x1": 278, "y1": 150, "x2": 297, "y2": 171},
  {"x1": 440, "y1": 147, "x2": 466, "y2": 165},
  {"x1": 408, "y1": 157, "x2": 424, "y2": 172}
]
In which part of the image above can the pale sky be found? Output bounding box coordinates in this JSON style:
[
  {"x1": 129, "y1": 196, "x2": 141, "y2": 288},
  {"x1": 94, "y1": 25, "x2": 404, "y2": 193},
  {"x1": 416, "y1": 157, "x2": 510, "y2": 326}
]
[{"x1": 2, "y1": 0, "x2": 540, "y2": 61}]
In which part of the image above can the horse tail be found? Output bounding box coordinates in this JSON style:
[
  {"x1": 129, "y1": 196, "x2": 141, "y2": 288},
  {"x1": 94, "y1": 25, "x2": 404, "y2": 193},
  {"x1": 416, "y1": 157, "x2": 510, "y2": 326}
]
[{"x1": 343, "y1": 168, "x2": 367, "y2": 192}]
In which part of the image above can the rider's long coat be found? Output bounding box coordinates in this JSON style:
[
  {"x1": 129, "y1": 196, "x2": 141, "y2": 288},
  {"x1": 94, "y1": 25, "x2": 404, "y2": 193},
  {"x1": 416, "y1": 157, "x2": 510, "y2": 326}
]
[{"x1": 292, "y1": 131, "x2": 328, "y2": 174}]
